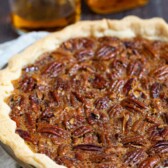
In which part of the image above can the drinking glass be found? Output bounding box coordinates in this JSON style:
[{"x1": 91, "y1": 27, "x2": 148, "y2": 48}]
[{"x1": 9, "y1": 0, "x2": 81, "y2": 33}]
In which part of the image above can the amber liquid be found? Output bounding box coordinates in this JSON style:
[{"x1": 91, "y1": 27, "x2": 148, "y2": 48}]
[
  {"x1": 11, "y1": 0, "x2": 81, "y2": 33},
  {"x1": 86, "y1": 0, "x2": 149, "y2": 14}
]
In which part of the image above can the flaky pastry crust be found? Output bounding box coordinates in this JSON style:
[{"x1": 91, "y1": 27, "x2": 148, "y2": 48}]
[{"x1": 0, "y1": 16, "x2": 168, "y2": 168}]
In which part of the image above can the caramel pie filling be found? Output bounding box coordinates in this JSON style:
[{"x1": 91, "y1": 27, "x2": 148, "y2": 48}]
[{"x1": 8, "y1": 37, "x2": 168, "y2": 168}]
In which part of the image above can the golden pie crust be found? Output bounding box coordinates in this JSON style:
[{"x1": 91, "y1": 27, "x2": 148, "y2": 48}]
[{"x1": 0, "y1": 16, "x2": 168, "y2": 168}]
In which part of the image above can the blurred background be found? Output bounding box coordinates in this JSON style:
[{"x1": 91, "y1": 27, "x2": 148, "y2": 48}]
[{"x1": 0, "y1": 0, "x2": 168, "y2": 43}]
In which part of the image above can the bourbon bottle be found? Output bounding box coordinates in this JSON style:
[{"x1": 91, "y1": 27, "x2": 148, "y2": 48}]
[{"x1": 85, "y1": 0, "x2": 149, "y2": 14}]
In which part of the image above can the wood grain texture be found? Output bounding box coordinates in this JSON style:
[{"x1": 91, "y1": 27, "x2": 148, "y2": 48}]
[{"x1": 0, "y1": 0, "x2": 168, "y2": 167}]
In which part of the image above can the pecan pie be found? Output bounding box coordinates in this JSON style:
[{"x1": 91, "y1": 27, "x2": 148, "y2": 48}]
[{"x1": 0, "y1": 16, "x2": 168, "y2": 168}]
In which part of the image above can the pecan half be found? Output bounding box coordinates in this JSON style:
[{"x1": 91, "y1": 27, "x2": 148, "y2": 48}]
[
  {"x1": 73, "y1": 144, "x2": 103, "y2": 151},
  {"x1": 123, "y1": 78, "x2": 136, "y2": 95},
  {"x1": 38, "y1": 125, "x2": 69, "y2": 138},
  {"x1": 149, "y1": 140, "x2": 168, "y2": 154},
  {"x1": 72, "y1": 125, "x2": 93, "y2": 138},
  {"x1": 147, "y1": 125, "x2": 166, "y2": 141},
  {"x1": 124, "y1": 149, "x2": 147, "y2": 166},
  {"x1": 139, "y1": 156, "x2": 160, "y2": 168},
  {"x1": 153, "y1": 65, "x2": 168, "y2": 80},
  {"x1": 49, "y1": 91, "x2": 60, "y2": 105},
  {"x1": 16, "y1": 129, "x2": 33, "y2": 143},
  {"x1": 109, "y1": 79, "x2": 125, "y2": 94},
  {"x1": 132, "y1": 119, "x2": 147, "y2": 135},
  {"x1": 75, "y1": 49, "x2": 94, "y2": 62},
  {"x1": 95, "y1": 45, "x2": 117, "y2": 60},
  {"x1": 20, "y1": 77, "x2": 36, "y2": 92},
  {"x1": 72, "y1": 91, "x2": 85, "y2": 103},
  {"x1": 107, "y1": 104, "x2": 123, "y2": 118},
  {"x1": 61, "y1": 37, "x2": 95, "y2": 51},
  {"x1": 121, "y1": 97, "x2": 147, "y2": 114},
  {"x1": 122, "y1": 135, "x2": 147, "y2": 146},
  {"x1": 127, "y1": 60, "x2": 143, "y2": 77},
  {"x1": 42, "y1": 62, "x2": 64, "y2": 77},
  {"x1": 94, "y1": 97, "x2": 110, "y2": 110},
  {"x1": 109, "y1": 59, "x2": 126, "y2": 79},
  {"x1": 68, "y1": 63, "x2": 95, "y2": 76}
]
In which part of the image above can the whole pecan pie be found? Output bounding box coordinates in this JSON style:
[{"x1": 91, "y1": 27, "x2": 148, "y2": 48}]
[{"x1": 0, "y1": 16, "x2": 168, "y2": 168}]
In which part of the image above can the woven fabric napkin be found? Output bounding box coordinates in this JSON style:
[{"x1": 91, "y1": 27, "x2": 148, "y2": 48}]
[{"x1": 0, "y1": 32, "x2": 49, "y2": 69}]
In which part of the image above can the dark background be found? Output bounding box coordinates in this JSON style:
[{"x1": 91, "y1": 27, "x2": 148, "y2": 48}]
[{"x1": 0, "y1": 0, "x2": 168, "y2": 43}]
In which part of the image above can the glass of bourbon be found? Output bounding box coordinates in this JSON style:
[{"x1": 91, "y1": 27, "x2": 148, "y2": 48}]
[{"x1": 9, "y1": 0, "x2": 81, "y2": 33}]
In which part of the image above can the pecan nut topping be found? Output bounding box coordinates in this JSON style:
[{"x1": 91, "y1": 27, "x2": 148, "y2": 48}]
[{"x1": 8, "y1": 36, "x2": 168, "y2": 168}]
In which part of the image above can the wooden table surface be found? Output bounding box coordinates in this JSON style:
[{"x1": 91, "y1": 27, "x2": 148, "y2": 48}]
[{"x1": 0, "y1": 0, "x2": 168, "y2": 167}]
